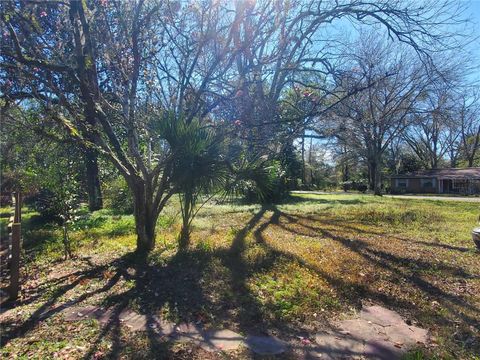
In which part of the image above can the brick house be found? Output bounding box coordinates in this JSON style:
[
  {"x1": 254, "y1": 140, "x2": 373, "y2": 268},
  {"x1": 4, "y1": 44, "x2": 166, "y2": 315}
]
[{"x1": 390, "y1": 168, "x2": 480, "y2": 195}]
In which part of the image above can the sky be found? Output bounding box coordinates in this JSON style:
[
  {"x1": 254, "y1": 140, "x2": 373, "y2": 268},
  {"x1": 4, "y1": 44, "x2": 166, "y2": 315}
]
[{"x1": 463, "y1": 0, "x2": 480, "y2": 83}]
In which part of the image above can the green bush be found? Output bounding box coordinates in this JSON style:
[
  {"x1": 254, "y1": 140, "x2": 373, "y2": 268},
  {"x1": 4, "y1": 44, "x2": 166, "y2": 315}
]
[
  {"x1": 235, "y1": 159, "x2": 288, "y2": 203},
  {"x1": 103, "y1": 177, "x2": 134, "y2": 215}
]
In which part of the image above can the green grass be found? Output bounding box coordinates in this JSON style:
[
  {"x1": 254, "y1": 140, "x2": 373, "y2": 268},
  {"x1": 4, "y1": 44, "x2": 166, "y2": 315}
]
[{"x1": 1, "y1": 193, "x2": 479, "y2": 359}]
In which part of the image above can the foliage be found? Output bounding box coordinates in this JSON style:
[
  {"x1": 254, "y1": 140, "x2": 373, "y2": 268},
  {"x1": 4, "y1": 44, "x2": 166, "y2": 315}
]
[
  {"x1": 2, "y1": 194, "x2": 479, "y2": 358},
  {"x1": 340, "y1": 180, "x2": 368, "y2": 193},
  {"x1": 32, "y1": 145, "x2": 82, "y2": 258},
  {"x1": 102, "y1": 177, "x2": 134, "y2": 215},
  {"x1": 2, "y1": 0, "x2": 472, "y2": 252},
  {"x1": 159, "y1": 113, "x2": 230, "y2": 248},
  {"x1": 232, "y1": 157, "x2": 287, "y2": 203}
]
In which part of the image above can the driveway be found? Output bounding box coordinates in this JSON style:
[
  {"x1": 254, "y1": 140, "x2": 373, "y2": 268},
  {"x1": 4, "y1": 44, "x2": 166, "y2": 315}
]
[
  {"x1": 384, "y1": 194, "x2": 480, "y2": 202},
  {"x1": 292, "y1": 191, "x2": 480, "y2": 203}
]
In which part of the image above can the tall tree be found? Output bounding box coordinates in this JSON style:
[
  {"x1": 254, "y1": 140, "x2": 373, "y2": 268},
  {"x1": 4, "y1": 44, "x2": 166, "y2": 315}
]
[
  {"x1": 331, "y1": 35, "x2": 430, "y2": 195},
  {"x1": 1, "y1": 0, "x2": 470, "y2": 251},
  {"x1": 404, "y1": 86, "x2": 456, "y2": 169},
  {"x1": 457, "y1": 91, "x2": 480, "y2": 167}
]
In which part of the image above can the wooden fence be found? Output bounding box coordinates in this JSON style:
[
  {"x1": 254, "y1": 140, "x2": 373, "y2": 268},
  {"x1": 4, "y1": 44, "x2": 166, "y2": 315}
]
[{"x1": 0, "y1": 192, "x2": 22, "y2": 302}]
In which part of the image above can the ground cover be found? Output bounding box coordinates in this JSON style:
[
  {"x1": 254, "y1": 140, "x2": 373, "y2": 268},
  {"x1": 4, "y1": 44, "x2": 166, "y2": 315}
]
[{"x1": 1, "y1": 194, "x2": 479, "y2": 359}]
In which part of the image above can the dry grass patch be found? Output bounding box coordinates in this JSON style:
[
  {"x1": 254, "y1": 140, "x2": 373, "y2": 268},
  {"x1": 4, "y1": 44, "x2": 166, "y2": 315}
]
[{"x1": 1, "y1": 194, "x2": 479, "y2": 359}]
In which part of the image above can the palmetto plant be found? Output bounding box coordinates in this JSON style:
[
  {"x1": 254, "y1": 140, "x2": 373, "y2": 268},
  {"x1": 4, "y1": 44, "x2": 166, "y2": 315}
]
[{"x1": 159, "y1": 113, "x2": 229, "y2": 249}]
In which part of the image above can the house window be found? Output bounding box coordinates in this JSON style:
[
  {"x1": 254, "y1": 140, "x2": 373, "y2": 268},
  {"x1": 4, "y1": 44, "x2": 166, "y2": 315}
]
[
  {"x1": 421, "y1": 178, "x2": 435, "y2": 188},
  {"x1": 396, "y1": 179, "x2": 408, "y2": 188}
]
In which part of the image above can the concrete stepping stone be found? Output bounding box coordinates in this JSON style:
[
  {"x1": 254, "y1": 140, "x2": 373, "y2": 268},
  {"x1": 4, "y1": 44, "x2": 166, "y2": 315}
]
[
  {"x1": 245, "y1": 335, "x2": 287, "y2": 355},
  {"x1": 364, "y1": 339, "x2": 403, "y2": 359},
  {"x1": 314, "y1": 332, "x2": 364, "y2": 359},
  {"x1": 171, "y1": 323, "x2": 204, "y2": 343},
  {"x1": 60, "y1": 304, "x2": 426, "y2": 358},
  {"x1": 62, "y1": 306, "x2": 103, "y2": 321},
  {"x1": 62, "y1": 306, "x2": 173, "y2": 334},
  {"x1": 146, "y1": 317, "x2": 176, "y2": 336},
  {"x1": 123, "y1": 314, "x2": 148, "y2": 331},
  {"x1": 201, "y1": 329, "x2": 245, "y2": 352},
  {"x1": 337, "y1": 319, "x2": 386, "y2": 341},
  {"x1": 383, "y1": 323, "x2": 428, "y2": 346},
  {"x1": 360, "y1": 305, "x2": 404, "y2": 327}
]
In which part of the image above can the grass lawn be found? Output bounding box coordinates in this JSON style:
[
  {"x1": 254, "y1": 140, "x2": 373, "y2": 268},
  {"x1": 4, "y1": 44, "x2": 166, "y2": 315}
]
[{"x1": 1, "y1": 193, "x2": 479, "y2": 359}]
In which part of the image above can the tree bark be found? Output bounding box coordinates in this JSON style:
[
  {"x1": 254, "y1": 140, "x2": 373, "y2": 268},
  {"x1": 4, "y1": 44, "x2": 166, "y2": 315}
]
[
  {"x1": 84, "y1": 148, "x2": 103, "y2": 211},
  {"x1": 132, "y1": 182, "x2": 157, "y2": 253},
  {"x1": 342, "y1": 163, "x2": 349, "y2": 192},
  {"x1": 301, "y1": 132, "x2": 306, "y2": 186},
  {"x1": 178, "y1": 190, "x2": 193, "y2": 251},
  {"x1": 368, "y1": 161, "x2": 375, "y2": 191},
  {"x1": 373, "y1": 162, "x2": 382, "y2": 196},
  {"x1": 371, "y1": 153, "x2": 382, "y2": 196}
]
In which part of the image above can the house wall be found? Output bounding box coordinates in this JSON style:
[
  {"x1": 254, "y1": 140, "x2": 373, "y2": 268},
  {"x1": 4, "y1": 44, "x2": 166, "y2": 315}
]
[
  {"x1": 390, "y1": 178, "x2": 437, "y2": 194},
  {"x1": 391, "y1": 175, "x2": 480, "y2": 194}
]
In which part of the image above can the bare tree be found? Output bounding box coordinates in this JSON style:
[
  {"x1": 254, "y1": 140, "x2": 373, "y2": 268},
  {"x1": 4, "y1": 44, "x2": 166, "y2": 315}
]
[
  {"x1": 404, "y1": 86, "x2": 456, "y2": 169},
  {"x1": 457, "y1": 90, "x2": 480, "y2": 167},
  {"x1": 1, "y1": 0, "x2": 470, "y2": 251},
  {"x1": 332, "y1": 35, "x2": 431, "y2": 194}
]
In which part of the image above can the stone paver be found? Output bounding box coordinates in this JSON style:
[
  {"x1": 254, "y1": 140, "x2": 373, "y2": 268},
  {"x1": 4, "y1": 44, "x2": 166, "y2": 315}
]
[
  {"x1": 360, "y1": 305, "x2": 404, "y2": 327},
  {"x1": 337, "y1": 319, "x2": 386, "y2": 341},
  {"x1": 62, "y1": 306, "x2": 103, "y2": 321},
  {"x1": 122, "y1": 314, "x2": 147, "y2": 331},
  {"x1": 383, "y1": 323, "x2": 428, "y2": 346},
  {"x1": 201, "y1": 329, "x2": 245, "y2": 352},
  {"x1": 313, "y1": 305, "x2": 429, "y2": 359},
  {"x1": 171, "y1": 322, "x2": 204, "y2": 342},
  {"x1": 314, "y1": 332, "x2": 364, "y2": 359},
  {"x1": 364, "y1": 339, "x2": 403, "y2": 359},
  {"x1": 59, "y1": 304, "x2": 427, "y2": 357},
  {"x1": 148, "y1": 317, "x2": 176, "y2": 336},
  {"x1": 245, "y1": 335, "x2": 287, "y2": 355}
]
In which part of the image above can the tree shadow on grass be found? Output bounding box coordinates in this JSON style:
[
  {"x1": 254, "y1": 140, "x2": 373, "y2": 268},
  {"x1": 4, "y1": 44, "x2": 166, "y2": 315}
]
[
  {"x1": 253, "y1": 206, "x2": 480, "y2": 353},
  {"x1": 280, "y1": 194, "x2": 366, "y2": 206},
  {"x1": 3, "y1": 204, "x2": 479, "y2": 357}
]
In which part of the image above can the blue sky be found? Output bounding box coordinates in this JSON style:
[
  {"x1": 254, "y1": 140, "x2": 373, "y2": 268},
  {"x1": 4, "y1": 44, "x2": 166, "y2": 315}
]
[{"x1": 465, "y1": 0, "x2": 480, "y2": 82}]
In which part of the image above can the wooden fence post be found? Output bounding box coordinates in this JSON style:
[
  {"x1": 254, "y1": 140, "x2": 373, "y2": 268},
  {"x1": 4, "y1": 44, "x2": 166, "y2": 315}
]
[{"x1": 9, "y1": 192, "x2": 21, "y2": 301}]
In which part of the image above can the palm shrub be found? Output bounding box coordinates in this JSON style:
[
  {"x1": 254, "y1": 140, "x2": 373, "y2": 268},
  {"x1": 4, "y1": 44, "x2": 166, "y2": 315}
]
[
  {"x1": 159, "y1": 114, "x2": 229, "y2": 250},
  {"x1": 231, "y1": 155, "x2": 287, "y2": 203}
]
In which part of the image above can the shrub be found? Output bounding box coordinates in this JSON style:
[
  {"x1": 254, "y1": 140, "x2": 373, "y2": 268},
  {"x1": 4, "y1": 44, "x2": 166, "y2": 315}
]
[
  {"x1": 31, "y1": 188, "x2": 61, "y2": 221},
  {"x1": 103, "y1": 177, "x2": 134, "y2": 215},
  {"x1": 235, "y1": 159, "x2": 288, "y2": 203}
]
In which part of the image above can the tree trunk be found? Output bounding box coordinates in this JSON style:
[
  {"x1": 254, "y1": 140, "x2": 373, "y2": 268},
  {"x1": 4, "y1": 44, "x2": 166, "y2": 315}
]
[
  {"x1": 374, "y1": 163, "x2": 382, "y2": 196},
  {"x1": 342, "y1": 163, "x2": 349, "y2": 192},
  {"x1": 372, "y1": 153, "x2": 382, "y2": 196},
  {"x1": 368, "y1": 161, "x2": 375, "y2": 191},
  {"x1": 301, "y1": 133, "x2": 306, "y2": 186},
  {"x1": 84, "y1": 148, "x2": 103, "y2": 211},
  {"x1": 132, "y1": 183, "x2": 157, "y2": 253},
  {"x1": 62, "y1": 222, "x2": 72, "y2": 259},
  {"x1": 368, "y1": 157, "x2": 382, "y2": 195},
  {"x1": 468, "y1": 157, "x2": 474, "y2": 168},
  {"x1": 179, "y1": 191, "x2": 193, "y2": 251}
]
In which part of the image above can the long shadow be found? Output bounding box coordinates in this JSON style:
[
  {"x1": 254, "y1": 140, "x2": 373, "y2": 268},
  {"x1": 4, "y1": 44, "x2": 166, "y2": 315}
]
[
  {"x1": 82, "y1": 244, "x2": 218, "y2": 358},
  {"x1": 4, "y1": 204, "x2": 479, "y2": 357},
  {"x1": 277, "y1": 213, "x2": 478, "y2": 279},
  {"x1": 285, "y1": 212, "x2": 475, "y2": 254},
  {"x1": 1, "y1": 258, "x2": 121, "y2": 345},
  {"x1": 260, "y1": 207, "x2": 480, "y2": 334},
  {"x1": 81, "y1": 252, "x2": 176, "y2": 359},
  {"x1": 219, "y1": 205, "x2": 269, "y2": 332},
  {"x1": 280, "y1": 194, "x2": 366, "y2": 206}
]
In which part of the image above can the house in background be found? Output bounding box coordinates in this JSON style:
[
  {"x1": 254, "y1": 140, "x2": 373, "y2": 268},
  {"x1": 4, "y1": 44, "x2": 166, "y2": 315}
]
[{"x1": 390, "y1": 168, "x2": 480, "y2": 195}]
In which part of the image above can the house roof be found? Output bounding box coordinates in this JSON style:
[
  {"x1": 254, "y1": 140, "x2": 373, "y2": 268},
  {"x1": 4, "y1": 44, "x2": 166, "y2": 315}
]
[{"x1": 391, "y1": 167, "x2": 480, "y2": 180}]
